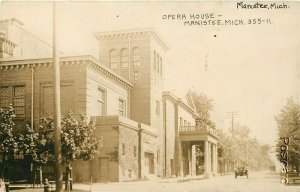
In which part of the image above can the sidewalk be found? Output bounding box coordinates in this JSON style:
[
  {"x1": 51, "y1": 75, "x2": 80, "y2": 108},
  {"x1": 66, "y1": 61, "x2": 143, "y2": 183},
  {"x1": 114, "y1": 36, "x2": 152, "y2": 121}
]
[
  {"x1": 159, "y1": 175, "x2": 204, "y2": 183},
  {"x1": 8, "y1": 184, "x2": 89, "y2": 192},
  {"x1": 9, "y1": 175, "x2": 207, "y2": 191}
]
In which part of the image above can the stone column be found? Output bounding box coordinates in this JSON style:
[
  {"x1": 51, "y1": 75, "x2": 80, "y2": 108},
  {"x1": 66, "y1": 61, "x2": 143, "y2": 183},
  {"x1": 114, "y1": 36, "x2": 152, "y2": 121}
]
[
  {"x1": 208, "y1": 141, "x2": 211, "y2": 173},
  {"x1": 212, "y1": 144, "x2": 217, "y2": 175},
  {"x1": 191, "y1": 144, "x2": 196, "y2": 176},
  {"x1": 215, "y1": 144, "x2": 218, "y2": 175},
  {"x1": 188, "y1": 143, "x2": 191, "y2": 176},
  {"x1": 204, "y1": 140, "x2": 210, "y2": 178},
  {"x1": 178, "y1": 141, "x2": 183, "y2": 177}
]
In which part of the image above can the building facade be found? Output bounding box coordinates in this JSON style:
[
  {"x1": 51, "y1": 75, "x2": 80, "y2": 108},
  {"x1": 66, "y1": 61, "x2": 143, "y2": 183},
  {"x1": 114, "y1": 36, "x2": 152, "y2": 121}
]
[{"x1": 0, "y1": 18, "x2": 218, "y2": 182}]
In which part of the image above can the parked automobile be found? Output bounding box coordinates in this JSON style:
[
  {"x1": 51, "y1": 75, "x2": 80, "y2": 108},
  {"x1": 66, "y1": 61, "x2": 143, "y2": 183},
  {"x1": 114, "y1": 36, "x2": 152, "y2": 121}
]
[{"x1": 235, "y1": 166, "x2": 248, "y2": 179}]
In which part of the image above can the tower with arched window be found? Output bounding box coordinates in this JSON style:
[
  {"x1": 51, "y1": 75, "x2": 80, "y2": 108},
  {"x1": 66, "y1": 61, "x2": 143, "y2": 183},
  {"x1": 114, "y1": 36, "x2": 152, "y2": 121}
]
[
  {"x1": 95, "y1": 29, "x2": 169, "y2": 127},
  {"x1": 95, "y1": 29, "x2": 169, "y2": 177}
]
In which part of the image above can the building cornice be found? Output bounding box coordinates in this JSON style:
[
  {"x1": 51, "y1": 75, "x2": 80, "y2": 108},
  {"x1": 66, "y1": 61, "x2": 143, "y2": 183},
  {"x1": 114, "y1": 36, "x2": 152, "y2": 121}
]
[
  {"x1": 163, "y1": 91, "x2": 198, "y2": 118},
  {"x1": 0, "y1": 18, "x2": 24, "y2": 26},
  {"x1": 0, "y1": 37, "x2": 17, "y2": 47},
  {"x1": 94, "y1": 28, "x2": 169, "y2": 51},
  {"x1": 0, "y1": 55, "x2": 133, "y2": 89}
]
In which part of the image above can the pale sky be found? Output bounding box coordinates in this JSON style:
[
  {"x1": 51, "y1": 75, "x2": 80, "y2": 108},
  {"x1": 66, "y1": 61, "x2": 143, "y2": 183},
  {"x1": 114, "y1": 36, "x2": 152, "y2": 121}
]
[{"x1": 1, "y1": 1, "x2": 299, "y2": 145}]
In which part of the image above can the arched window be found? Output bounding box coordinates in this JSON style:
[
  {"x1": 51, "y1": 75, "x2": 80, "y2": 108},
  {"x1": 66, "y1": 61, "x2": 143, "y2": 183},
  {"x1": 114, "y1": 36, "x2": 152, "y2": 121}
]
[
  {"x1": 110, "y1": 49, "x2": 118, "y2": 69},
  {"x1": 153, "y1": 51, "x2": 156, "y2": 71},
  {"x1": 121, "y1": 48, "x2": 128, "y2": 68},
  {"x1": 132, "y1": 47, "x2": 140, "y2": 67}
]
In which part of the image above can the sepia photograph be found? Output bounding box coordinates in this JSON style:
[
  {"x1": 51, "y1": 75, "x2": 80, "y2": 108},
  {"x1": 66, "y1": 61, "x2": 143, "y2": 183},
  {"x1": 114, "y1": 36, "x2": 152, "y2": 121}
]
[{"x1": 0, "y1": 1, "x2": 299, "y2": 192}]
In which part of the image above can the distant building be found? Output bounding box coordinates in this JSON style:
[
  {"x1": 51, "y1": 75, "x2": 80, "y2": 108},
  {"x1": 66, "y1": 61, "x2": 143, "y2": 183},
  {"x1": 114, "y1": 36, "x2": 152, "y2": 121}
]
[
  {"x1": 0, "y1": 18, "x2": 53, "y2": 59},
  {"x1": 0, "y1": 18, "x2": 218, "y2": 182}
]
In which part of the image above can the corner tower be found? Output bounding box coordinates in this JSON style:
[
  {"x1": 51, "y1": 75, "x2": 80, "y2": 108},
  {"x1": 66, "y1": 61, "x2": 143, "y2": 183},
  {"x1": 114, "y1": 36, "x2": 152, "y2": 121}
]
[{"x1": 95, "y1": 29, "x2": 169, "y2": 129}]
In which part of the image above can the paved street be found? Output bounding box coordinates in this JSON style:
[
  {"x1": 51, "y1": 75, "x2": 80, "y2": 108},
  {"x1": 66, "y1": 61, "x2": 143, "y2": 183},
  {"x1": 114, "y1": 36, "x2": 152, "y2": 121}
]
[{"x1": 72, "y1": 172, "x2": 300, "y2": 192}]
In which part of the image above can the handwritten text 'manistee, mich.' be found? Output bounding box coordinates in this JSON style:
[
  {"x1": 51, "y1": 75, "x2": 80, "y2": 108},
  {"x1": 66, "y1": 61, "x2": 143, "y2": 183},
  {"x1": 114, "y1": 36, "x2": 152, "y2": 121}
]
[{"x1": 237, "y1": 2, "x2": 289, "y2": 10}]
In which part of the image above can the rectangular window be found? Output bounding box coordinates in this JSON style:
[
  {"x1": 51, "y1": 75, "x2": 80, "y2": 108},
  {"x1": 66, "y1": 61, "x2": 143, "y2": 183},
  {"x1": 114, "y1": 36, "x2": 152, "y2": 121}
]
[
  {"x1": 119, "y1": 99, "x2": 126, "y2": 117},
  {"x1": 134, "y1": 146, "x2": 137, "y2": 157},
  {"x1": 156, "y1": 100, "x2": 160, "y2": 115},
  {"x1": 133, "y1": 71, "x2": 139, "y2": 81},
  {"x1": 122, "y1": 143, "x2": 126, "y2": 155},
  {"x1": 180, "y1": 117, "x2": 183, "y2": 126},
  {"x1": 97, "y1": 88, "x2": 106, "y2": 116},
  {"x1": 13, "y1": 85, "x2": 25, "y2": 117},
  {"x1": 157, "y1": 150, "x2": 160, "y2": 164},
  {"x1": 0, "y1": 86, "x2": 9, "y2": 108},
  {"x1": 184, "y1": 120, "x2": 187, "y2": 126}
]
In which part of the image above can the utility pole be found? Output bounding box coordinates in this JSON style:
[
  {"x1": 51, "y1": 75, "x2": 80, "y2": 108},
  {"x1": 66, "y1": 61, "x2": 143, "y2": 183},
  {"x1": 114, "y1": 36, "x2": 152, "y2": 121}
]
[
  {"x1": 225, "y1": 111, "x2": 239, "y2": 170},
  {"x1": 53, "y1": 2, "x2": 63, "y2": 191},
  {"x1": 225, "y1": 111, "x2": 239, "y2": 136}
]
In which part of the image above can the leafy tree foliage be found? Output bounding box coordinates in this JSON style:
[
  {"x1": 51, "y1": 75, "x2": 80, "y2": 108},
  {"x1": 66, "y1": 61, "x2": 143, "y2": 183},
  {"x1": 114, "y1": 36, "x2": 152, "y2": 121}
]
[
  {"x1": 275, "y1": 97, "x2": 300, "y2": 171},
  {"x1": 217, "y1": 123, "x2": 273, "y2": 172},
  {"x1": 0, "y1": 105, "x2": 17, "y2": 178},
  {"x1": 190, "y1": 91, "x2": 215, "y2": 128},
  {"x1": 20, "y1": 112, "x2": 101, "y2": 165},
  {"x1": 60, "y1": 112, "x2": 101, "y2": 162},
  {"x1": 190, "y1": 91, "x2": 217, "y2": 172},
  {"x1": 18, "y1": 112, "x2": 101, "y2": 187},
  {"x1": 17, "y1": 119, "x2": 55, "y2": 166}
]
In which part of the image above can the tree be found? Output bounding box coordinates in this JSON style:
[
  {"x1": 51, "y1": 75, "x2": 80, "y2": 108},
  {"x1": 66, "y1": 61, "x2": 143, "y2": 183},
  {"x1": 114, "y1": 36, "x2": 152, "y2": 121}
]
[
  {"x1": 37, "y1": 112, "x2": 101, "y2": 190},
  {"x1": 275, "y1": 97, "x2": 300, "y2": 171},
  {"x1": 190, "y1": 91, "x2": 215, "y2": 128},
  {"x1": 217, "y1": 122, "x2": 273, "y2": 172},
  {"x1": 17, "y1": 112, "x2": 101, "y2": 189},
  {"x1": 61, "y1": 112, "x2": 100, "y2": 162},
  {"x1": 17, "y1": 118, "x2": 55, "y2": 185},
  {"x1": 190, "y1": 91, "x2": 216, "y2": 173},
  {"x1": 0, "y1": 105, "x2": 17, "y2": 179}
]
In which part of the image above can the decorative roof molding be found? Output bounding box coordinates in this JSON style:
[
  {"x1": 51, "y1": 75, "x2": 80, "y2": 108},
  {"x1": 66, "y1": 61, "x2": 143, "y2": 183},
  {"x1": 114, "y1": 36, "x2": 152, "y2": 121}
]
[
  {"x1": 94, "y1": 28, "x2": 169, "y2": 51},
  {"x1": 0, "y1": 18, "x2": 24, "y2": 26},
  {"x1": 163, "y1": 91, "x2": 198, "y2": 118},
  {"x1": 0, "y1": 37, "x2": 17, "y2": 47},
  {"x1": 0, "y1": 55, "x2": 133, "y2": 89}
]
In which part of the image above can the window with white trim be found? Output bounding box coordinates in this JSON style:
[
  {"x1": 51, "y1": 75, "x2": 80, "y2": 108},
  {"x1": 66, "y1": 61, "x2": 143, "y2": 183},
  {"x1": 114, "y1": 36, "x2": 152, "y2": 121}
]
[
  {"x1": 0, "y1": 86, "x2": 9, "y2": 109},
  {"x1": 97, "y1": 88, "x2": 106, "y2": 116},
  {"x1": 119, "y1": 99, "x2": 126, "y2": 117},
  {"x1": 13, "y1": 85, "x2": 25, "y2": 117}
]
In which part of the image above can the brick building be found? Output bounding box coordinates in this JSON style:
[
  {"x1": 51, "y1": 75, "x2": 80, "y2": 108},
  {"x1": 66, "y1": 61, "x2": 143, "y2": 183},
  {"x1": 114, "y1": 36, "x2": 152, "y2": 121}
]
[{"x1": 0, "y1": 18, "x2": 218, "y2": 182}]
